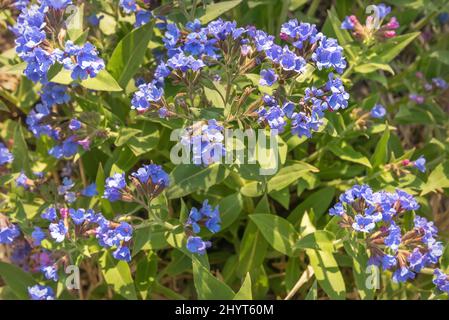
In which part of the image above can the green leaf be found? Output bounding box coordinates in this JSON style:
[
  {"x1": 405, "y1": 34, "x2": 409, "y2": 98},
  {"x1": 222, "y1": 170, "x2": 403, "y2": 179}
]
[
  {"x1": 219, "y1": 193, "x2": 243, "y2": 230},
  {"x1": 370, "y1": 125, "x2": 390, "y2": 168},
  {"x1": 374, "y1": 32, "x2": 420, "y2": 63},
  {"x1": 249, "y1": 214, "x2": 299, "y2": 256},
  {"x1": 234, "y1": 273, "x2": 252, "y2": 300},
  {"x1": 198, "y1": 0, "x2": 243, "y2": 24},
  {"x1": 50, "y1": 69, "x2": 122, "y2": 92},
  {"x1": 306, "y1": 250, "x2": 346, "y2": 300},
  {"x1": 421, "y1": 161, "x2": 449, "y2": 195},
  {"x1": 288, "y1": 187, "x2": 335, "y2": 225},
  {"x1": 295, "y1": 230, "x2": 335, "y2": 252},
  {"x1": 95, "y1": 162, "x2": 114, "y2": 219},
  {"x1": 135, "y1": 251, "x2": 158, "y2": 300},
  {"x1": 267, "y1": 161, "x2": 319, "y2": 192},
  {"x1": 430, "y1": 50, "x2": 449, "y2": 65},
  {"x1": 192, "y1": 257, "x2": 235, "y2": 300},
  {"x1": 343, "y1": 237, "x2": 375, "y2": 300},
  {"x1": 167, "y1": 164, "x2": 230, "y2": 199},
  {"x1": 354, "y1": 63, "x2": 394, "y2": 75},
  {"x1": 107, "y1": 22, "x2": 154, "y2": 88},
  {"x1": 328, "y1": 142, "x2": 372, "y2": 168},
  {"x1": 12, "y1": 123, "x2": 31, "y2": 175},
  {"x1": 99, "y1": 252, "x2": 137, "y2": 300},
  {"x1": 0, "y1": 261, "x2": 37, "y2": 300}
]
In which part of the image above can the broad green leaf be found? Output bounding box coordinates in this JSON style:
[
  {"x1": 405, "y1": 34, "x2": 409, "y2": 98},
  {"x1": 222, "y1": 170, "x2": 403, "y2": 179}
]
[
  {"x1": 107, "y1": 22, "x2": 154, "y2": 88},
  {"x1": 249, "y1": 214, "x2": 299, "y2": 256},
  {"x1": 374, "y1": 32, "x2": 420, "y2": 63},
  {"x1": 219, "y1": 193, "x2": 243, "y2": 230},
  {"x1": 306, "y1": 250, "x2": 346, "y2": 300},
  {"x1": 198, "y1": 0, "x2": 243, "y2": 24},
  {"x1": 354, "y1": 63, "x2": 394, "y2": 75},
  {"x1": 343, "y1": 237, "x2": 375, "y2": 300},
  {"x1": 295, "y1": 230, "x2": 336, "y2": 252},
  {"x1": 167, "y1": 164, "x2": 230, "y2": 199},
  {"x1": 328, "y1": 142, "x2": 372, "y2": 168},
  {"x1": 267, "y1": 161, "x2": 318, "y2": 192},
  {"x1": 370, "y1": 125, "x2": 390, "y2": 168},
  {"x1": 288, "y1": 187, "x2": 335, "y2": 225},
  {"x1": 421, "y1": 161, "x2": 449, "y2": 195},
  {"x1": 0, "y1": 262, "x2": 36, "y2": 300},
  {"x1": 51, "y1": 69, "x2": 122, "y2": 91},
  {"x1": 305, "y1": 280, "x2": 318, "y2": 300},
  {"x1": 99, "y1": 252, "x2": 137, "y2": 300},
  {"x1": 430, "y1": 50, "x2": 449, "y2": 65},
  {"x1": 135, "y1": 251, "x2": 158, "y2": 300},
  {"x1": 192, "y1": 257, "x2": 235, "y2": 300},
  {"x1": 12, "y1": 123, "x2": 31, "y2": 175},
  {"x1": 233, "y1": 273, "x2": 252, "y2": 300}
]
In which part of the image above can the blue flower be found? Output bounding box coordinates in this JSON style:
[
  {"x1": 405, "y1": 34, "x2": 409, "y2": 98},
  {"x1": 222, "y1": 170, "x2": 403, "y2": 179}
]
[
  {"x1": 31, "y1": 227, "x2": 46, "y2": 246},
  {"x1": 0, "y1": 143, "x2": 13, "y2": 165},
  {"x1": 115, "y1": 222, "x2": 133, "y2": 242},
  {"x1": 41, "y1": 265, "x2": 58, "y2": 281},
  {"x1": 432, "y1": 77, "x2": 448, "y2": 89},
  {"x1": 131, "y1": 81, "x2": 164, "y2": 112},
  {"x1": 113, "y1": 246, "x2": 131, "y2": 262},
  {"x1": 408, "y1": 248, "x2": 427, "y2": 272},
  {"x1": 329, "y1": 202, "x2": 345, "y2": 216},
  {"x1": 352, "y1": 215, "x2": 376, "y2": 233},
  {"x1": 48, "y1": 136, "x2": 79, "y2": 159},
  {"x1": 28, "y1": 285, "x2": 55, "y2": 300},
  {"x1": 186, "y1": 236, "x2": 211, "y2": 255},
  {"x1": 392, "y1": 267, "x2": 415, "y2": 283},
  {"x1": 131, "y1": 164, "x2": 170, "y2": 196},
  {"x1": 41, "y1": 207, "x2": 57, "y2": 221},
  {"x1": 16, "y1": 172, "x2": 29, "y2": 189},
  {"x1": 371, "y1": 104, "x2": 386, "y2": 119},
  {"x1": 258, "y1": 105, "x2": 286, "y2": 133},
  {"x1": 119, "y1": 0, "x2": 137, "y2": 14},
  {"x1": 49, "y1": 220, "x2": 67, "y2": 243},
  {"x1": 55, "y1": 41, "x2": 105, "y2": 81},
  {"x1": 41, "y1": 0, "x2": 72, "y2": 9},
  {"x1": 341, "y1": 16, "x2": 355, "y2": 30},
  {"x1": 413, "y1": 156, "x2": 426, "y2": 173},
  {"x1": 103, "y1": 173, "x2": 126, "y2": 202},
  {"x1": 186, "y1": 200, "x2": 221, "y2": 235},
  {"x1": 259, "y1": 69, "x2": 278, "y2": 86},
  {"x1": 87, "y1": 14, "x2": 104, "y2": 27},
  {"x1": 375, "y1": 4, "x2": 392, "y2": 19},
  {"x1": 41, "y1": 83, "x2": 70, "y2": 106},
  {"x1": 135, "y1": 10, "x2": 152, "y2": 27},
  {"x1": 69, "y1": 119, "x2": 81, "y2": 131},
  {"x1": 0, "y1": 224, "x2": 21, "y2": 244},
  {"x1": 433, "y1": 269, "x2": 449, "y2": 293},
  {"x1": 384, "y1": 222, "x2": 401, "y2": 252},
  {"x1": 381, "y1": 254, "x2": 397, "y2": 270},
  {"x1": 81, "y1": 183, "x2": 98, "y2": 197},
  {"x1": 69, "y1": 208, "x2": 86, "y2": 225},
  {"x1": 312, "y1": 36, "x2": 346, "y2": 74}
]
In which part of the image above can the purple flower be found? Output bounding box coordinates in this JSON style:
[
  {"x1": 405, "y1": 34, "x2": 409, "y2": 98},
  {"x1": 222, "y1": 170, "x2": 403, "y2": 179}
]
[
  {"x1": 371, "y1": 104, "x2": 386, "y2": 118},
  {"x1": 103, "y1": 173, "x2": 126, "y2": 202},
  {"x1": 352, "y1": 215, "x2": 376, "y2": 233},
  {"x1": 312, "y1": 36, "x2": 346, "y2": 74},
  {"x1": 374, "y1": 4, "x2": 392, "y2": 19},
  {"x1": 69, "y1": 208, "x2": 86, "y2": 225},
  {"x1": 131, "y1": 164, "x2": 170, "y2": 189},
  {"x1": 384, "y1": 222, "x2": 401, "y2": 252},
  {"x1": 131, "y1": 81, "x2": 164, "y2": 112},
  {"x1": 41, "y1": 265, "x2": 58, "y2": 281},
  {"x1": 16, "y1": 172, "x2": 29, "y2": 189},
  {"x1": 41, "y1": 0, "x2": 72, "y2": 9},
  {"x1": 258, "y1": 105, "x2": 286, "y2": 132},
  {"x1": 341, "y1": 16, "x2": 356, "y2": 30},
  {"x1": 69, "y1": 119, "x2": 81, "y2": 131}
]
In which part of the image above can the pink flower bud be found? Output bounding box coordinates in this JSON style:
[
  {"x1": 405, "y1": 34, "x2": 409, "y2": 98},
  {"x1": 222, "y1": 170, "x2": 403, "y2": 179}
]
[
  {"x1": 386, "y1": 17, "x2": 399, "y2": 29},
  {"x1": 383, "y1": 30, "x2": 396, "y2": 38}
]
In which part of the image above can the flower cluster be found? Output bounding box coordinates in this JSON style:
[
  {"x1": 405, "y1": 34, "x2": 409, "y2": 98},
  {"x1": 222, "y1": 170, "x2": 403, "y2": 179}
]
[
  {"x1": 179, "y1": 120, "x2": 226, "y2": 166},
  {"x1": 118, "y1": 0, "x2": 154, "y2": 28},
  {"x1": 103, "y1": 164, "x2": 170, "y2": 202},
  {"x1": 329, "y1": 185, "x2": 443, "y2": 284},
  {"x1": 131, "y1": 18, "x2": 349, "y2": 142},
  {"x1": 185, "y1": 200, "x2": 221, "y2": 255},
  {"x1": 341, "y1": 3, "x2": 399, "y2": 42}
]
